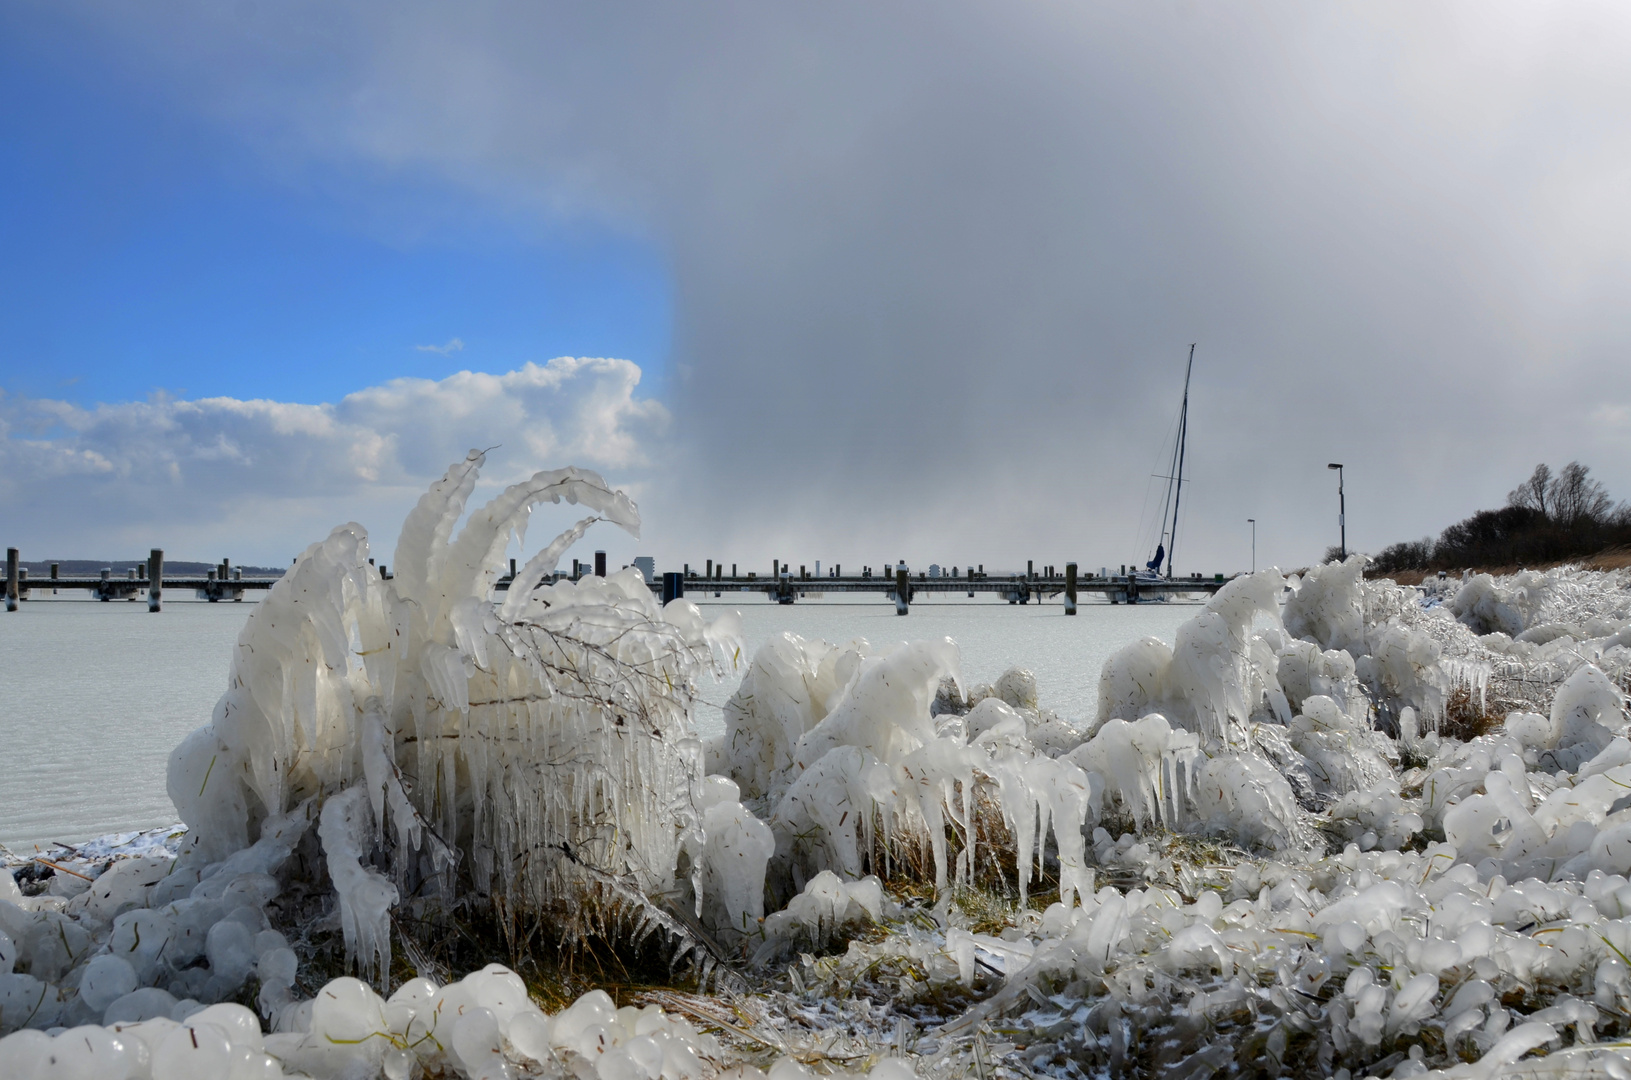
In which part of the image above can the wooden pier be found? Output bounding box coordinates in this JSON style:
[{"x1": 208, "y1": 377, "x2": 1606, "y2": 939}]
[
  {"x1": 7, "y1": 546, "x2": 1229, "y2": 616},
  {"x1": 4, "y1": 548, "x2": 278, "y2": 611},
  {"x1": 634, "y1": 561, "x2": 1228, "y2": 612}
]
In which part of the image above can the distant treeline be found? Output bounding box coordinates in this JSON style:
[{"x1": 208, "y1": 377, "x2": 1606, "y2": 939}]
[
  {"x1": 19, "y1": 559, "x2": 286, "y2": 577},
  {"x1": 1368, "y1": 462, "x2": 1631, "y2": 574}
]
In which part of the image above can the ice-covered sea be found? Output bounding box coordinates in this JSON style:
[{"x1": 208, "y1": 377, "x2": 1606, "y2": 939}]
[{"x1": 0, "y1": 592, "x2": 1194, "y2": 851}]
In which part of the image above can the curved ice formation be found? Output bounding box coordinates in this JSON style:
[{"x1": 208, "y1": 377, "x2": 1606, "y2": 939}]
[
  {"x1": 1093, "y1": 570, "x2": 1285, "y2": 746},
  {"x1": 722, "y1": 633, "x2": 864, "y2": 804},
  {"x1": 166, "y1": 454, "x2": 734, "y2": 947},
  {"x1": 698, "y1": 776, "x2": 775, "y2": 941},
  {"x1": 1284, "y1": 555, "x2": 1368, "y2": 655},
  {"x1": 753, "y1": 870, "x2": 892, "y2": 965},
  {"x1": 0, "y1": 457, "x2": 770, "y2": 1049}
]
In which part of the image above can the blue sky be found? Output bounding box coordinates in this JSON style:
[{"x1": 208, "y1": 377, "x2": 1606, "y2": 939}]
[{"x1": 0, "y1": 16, "x2": 670, "y2": 409}]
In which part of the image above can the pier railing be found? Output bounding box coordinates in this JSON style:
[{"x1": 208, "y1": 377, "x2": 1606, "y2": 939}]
[
  {"x1": 3, "y1": 548, "x2": 283, "y2": 610},
  {"x1": 7, "y1": 548, "x2": 1228, "y2": 615},
  {"x1": 640, "y1": 562, "x2": 1227, "y2": 613}
]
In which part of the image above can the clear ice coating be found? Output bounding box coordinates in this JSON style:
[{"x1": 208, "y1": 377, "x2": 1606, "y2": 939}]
[{"x1": 4, "y1": 465, "x2": 1631, "y2": 1080}]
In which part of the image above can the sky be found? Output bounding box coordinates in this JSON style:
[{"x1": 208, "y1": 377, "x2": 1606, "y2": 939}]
[{"x1": 3, "y1": 2, "x2": 1630, "y2": 577}]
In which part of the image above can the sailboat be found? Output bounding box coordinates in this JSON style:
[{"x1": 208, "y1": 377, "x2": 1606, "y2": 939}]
[{"x1": 1138, "y1": 344, "x2": 1194, "y2": 584}]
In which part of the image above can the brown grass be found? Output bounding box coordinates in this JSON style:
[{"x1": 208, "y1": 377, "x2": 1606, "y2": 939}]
[
  {"x1": 1371, "y1": 545, "x2": 1631, "y2": 585},
  {"x1": 1439, "y1": 684, "x2": 1502, "y2": 742}
]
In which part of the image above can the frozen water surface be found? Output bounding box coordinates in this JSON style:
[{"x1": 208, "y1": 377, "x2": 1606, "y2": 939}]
[
  {"x1": 0, "y1": 598, "x2": 257, "y2": 850},
  {"x1": 0, "y1": 591, "x2": 1188, "y2": 848}
]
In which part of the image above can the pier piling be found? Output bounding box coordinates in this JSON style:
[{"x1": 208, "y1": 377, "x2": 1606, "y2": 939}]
[
  {"x1": 5, "y1": 548, "x2": 16, "y2": 612},
  {"x1": 149, "y1": 549, "x2": 164, "y2": 612},
  {"x1": 1065, "y1": 562, "x2": 1078, "y2": 615},
  {"x1": 895, "y1": 564, "x2": 910, "y2": 615}
]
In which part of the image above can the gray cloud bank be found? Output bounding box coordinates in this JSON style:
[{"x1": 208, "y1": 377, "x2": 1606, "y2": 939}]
[{"x1": 11, "y1": 2, "x2": 1631, "y2": 572}]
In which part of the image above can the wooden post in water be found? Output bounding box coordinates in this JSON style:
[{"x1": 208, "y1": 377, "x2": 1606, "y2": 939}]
[
  {"x1": 895, "y1": 564, "x2": 910, "y2": 615},
  {"x1": 149, "y1": 549, "x2": 164, "y2": 612},
  {"x1": 5, "y1": 548, "x2": 16, "y2": 612},
  {"x1": 1065, "y1": 562, "x2": 1078, "y2": 615},
  {"x1": 595, "y1": 550, "x2": 607, "y2": 577}
]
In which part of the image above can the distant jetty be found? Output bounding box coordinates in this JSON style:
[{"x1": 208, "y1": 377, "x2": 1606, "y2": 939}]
[{"x1": 7, "y1": 545, "x2": 1228, "y2": 614}]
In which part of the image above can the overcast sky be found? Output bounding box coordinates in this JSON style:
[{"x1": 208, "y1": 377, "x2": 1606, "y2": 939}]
[{"x1": 3, "y1": 3, "x2": 1628, "y2": 575}]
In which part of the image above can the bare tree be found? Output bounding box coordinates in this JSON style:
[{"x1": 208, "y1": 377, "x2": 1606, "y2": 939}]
[
  {"x1": 1548, "y1": 461, "x2": 1613, "y2": 526},
  {"x1": 1507, "y1": 463, "x2": 1552, "y2": 516}
]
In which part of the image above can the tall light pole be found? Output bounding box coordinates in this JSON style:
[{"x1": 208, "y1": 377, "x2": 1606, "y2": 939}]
[
  {"x1": 1327, "y1": 463, "x2": 1345, "y2": 560},
  {"x1": 1247, "y1": 518, "x2": 1256, "y2": 573}
]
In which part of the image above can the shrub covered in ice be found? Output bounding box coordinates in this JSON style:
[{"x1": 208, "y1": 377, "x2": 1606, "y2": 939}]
[
  {"x1": 1288, "y1": 694, "x2": 1394, "y2": 801},
  {"x1": 1452, "y1": 571, "x2": 1546, "y2": 636},
  {"x1": 1276, "y1": 636, "x2": 1362, "y2": 715},
  {"x1": 1358, "y1": 621, "x2": 1452, "y2": 725},
  {"x1": 0, "y1": 455, "x2": 772, "y2": 1052},
  {"x1": 698, "y1": 776, "x2": 775, "y2": 942},
  {"x1": 1284, "y1": 555, "x2": 1368, "y2": 654},
  {"x1": 722, "y1": 633, "x2": 864, "y2": 805},
  {"x1": 753, "y1": 871, "x2": 892, "y2": 965},
  {"x1": 1093, "y1": 570, "x2": 1285, "y2": 746},
  {"x1": 158, "y1": 453, "x2": 751, "y2": 978}
]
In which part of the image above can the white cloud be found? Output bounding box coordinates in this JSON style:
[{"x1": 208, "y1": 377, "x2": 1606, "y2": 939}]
[
  {"x1": 415, "y1": 337, "x2": 465, "y2": 355},
  {"x1": 0, "y1": 358, "x2": 667, "y2": 562}
]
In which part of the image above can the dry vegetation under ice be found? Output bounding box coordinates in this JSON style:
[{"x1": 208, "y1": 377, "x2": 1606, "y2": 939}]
[{"x1": 6, "y1": 454, "x2": 1631, "y2": 1080}]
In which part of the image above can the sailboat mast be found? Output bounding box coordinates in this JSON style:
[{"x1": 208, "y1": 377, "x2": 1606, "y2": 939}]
[{"x1": 1166, "y1": 344, "x2": 1195, "y2": 580}]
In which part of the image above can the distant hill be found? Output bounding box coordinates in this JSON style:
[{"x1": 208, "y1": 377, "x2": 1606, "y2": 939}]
[{"x1": 17, "y1": 559, "x2": 286, "y2": 577}]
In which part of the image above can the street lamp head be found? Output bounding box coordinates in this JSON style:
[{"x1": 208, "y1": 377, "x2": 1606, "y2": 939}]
[
  {"x1": 1247, "y1": 518, "x2": 1254, "y2": 524},
  {"x1": 1327, "y1": 463, "x2": 1343, "y2": 470}
]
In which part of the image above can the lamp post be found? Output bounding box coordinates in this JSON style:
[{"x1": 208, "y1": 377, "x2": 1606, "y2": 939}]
[
  {"x1": 1327, "y1": 463, "x2": 1345, "y2": 560},
  {"x1": 1247, "y1": 518, "x2": 1256, "y2": 573}
]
